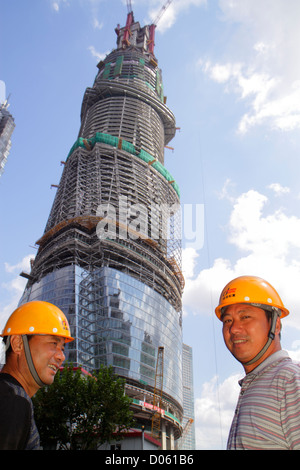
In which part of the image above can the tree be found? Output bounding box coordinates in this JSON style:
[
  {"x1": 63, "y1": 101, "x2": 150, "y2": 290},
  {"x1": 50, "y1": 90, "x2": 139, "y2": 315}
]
[{"x1": 32, "y1": 365, "x2": 135, "y2": 450}]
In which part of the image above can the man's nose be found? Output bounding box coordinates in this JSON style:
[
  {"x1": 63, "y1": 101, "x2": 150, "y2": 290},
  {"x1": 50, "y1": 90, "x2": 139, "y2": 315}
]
[
  {"x1": 229, "y1": 318, "x2": 243, "y2": 334},
  {"x1": 55, "y1": 346, "x2": 66, "y2": 363}
]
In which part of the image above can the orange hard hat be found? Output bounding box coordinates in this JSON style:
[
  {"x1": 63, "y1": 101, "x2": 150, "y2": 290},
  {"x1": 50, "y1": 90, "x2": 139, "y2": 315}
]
[
  {"x1": 1, "y1": 300, "x2": 74, "y2": 342},
  {"x1": 215, "y1": 275, "x2": 289, "y2": 320}
]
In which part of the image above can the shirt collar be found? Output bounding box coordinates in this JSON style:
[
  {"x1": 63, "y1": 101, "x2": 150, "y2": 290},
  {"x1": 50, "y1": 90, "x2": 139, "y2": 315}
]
[{"x1": 239, "y1": 350, "x2": 289, "y2": 386}]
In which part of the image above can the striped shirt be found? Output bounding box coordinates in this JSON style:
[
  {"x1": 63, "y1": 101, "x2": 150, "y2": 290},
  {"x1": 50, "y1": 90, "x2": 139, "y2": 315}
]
[{"x1": 227, "y1": 350, "x2": 300, "y2": 450}]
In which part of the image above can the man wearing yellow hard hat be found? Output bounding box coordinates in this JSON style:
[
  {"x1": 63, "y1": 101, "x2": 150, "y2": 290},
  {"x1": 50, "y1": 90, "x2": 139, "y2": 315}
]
[
  {"x1": 0, "y1": 300, "x2": 74, "y2": 450},
  {"x1": 215, "y1": 275, "x2": 300, "y2": 450}
]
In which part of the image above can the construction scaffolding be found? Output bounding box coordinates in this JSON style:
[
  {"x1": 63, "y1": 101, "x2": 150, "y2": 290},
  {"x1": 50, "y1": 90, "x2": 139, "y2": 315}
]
[
  {"x1": 28, "y1": 25, "x2": 184, "y2": 313},
  {"x1": 30, "y1": 141, "x2": 183, "y2": 311}
]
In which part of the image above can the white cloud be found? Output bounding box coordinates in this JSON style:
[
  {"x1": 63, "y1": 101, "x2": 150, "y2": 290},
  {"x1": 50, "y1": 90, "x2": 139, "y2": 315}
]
[
  {"x1": 183, "y1": 184, "x2": 300, "y2": 330},
  {"x1": 87, "y1": 45, "x2": 109, "y2": 61},
  {"x1": 0, "y1": 255, "x2": 34, "y2": 332},
  {"x1": 93, "y1": 18, "x2": 103, "y2": 30},
  {"x1": 149, "y1": 0, "x2": 207, "y2": 33},
  {"x1": 267, "y1": 183, "x2": 290, "y2": 197},
  {"x1": 51, "y1": 0, "x2": 70, "y2": 12},
  {"x1": 182, "y1": 247, "x2": 199, "y2": 281},
  {"x1": 4, "y1": 255, "x2": 34, "y2": 275},
  {"x1": 183, "y1": 255, "x2": 233, "y2": 318},
  {"x1": 200, "y1": 0, "x2": 300, "y2": 133},
  {"x1": 227, "y1": 189, "x2": 300, "y2": 257},
  {"x1": 288, "y1": 343, "x2": 300, "y2": 364},
  {"x1": 52, "y1": 2, "x2": 60, "y2": 12},
  {"x1": 0, "y1": 255, "x2": 35, "y2": 363},
  {"x1": 195, "y1": 373, "x2": 241, "y2": 449}
]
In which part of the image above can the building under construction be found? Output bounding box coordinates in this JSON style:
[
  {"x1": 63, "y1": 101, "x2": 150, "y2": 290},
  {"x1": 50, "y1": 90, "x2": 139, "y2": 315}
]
[
  {"x1": 0, "y1": 93, "x2": 15, "y2": 177},
  {"x1": 20, "y1": 6, "x2": 184, "y2": 449}
]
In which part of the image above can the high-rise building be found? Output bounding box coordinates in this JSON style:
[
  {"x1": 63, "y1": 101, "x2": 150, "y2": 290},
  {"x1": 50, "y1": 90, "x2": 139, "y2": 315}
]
[
  {"x1": 181, "y1": 344, "x2": 196, "y2": 450},
  {"x1": 0, "y1": 88, "x2": 15, "y2": 177},
  {"x1": 20, "y1": 10, "x2": 184, "y2": 449}
]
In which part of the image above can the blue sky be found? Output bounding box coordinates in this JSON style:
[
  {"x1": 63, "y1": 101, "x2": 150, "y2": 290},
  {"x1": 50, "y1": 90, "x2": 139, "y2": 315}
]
[{"x1": 2, "y1": 0, "x2": 300, "y2": 450}]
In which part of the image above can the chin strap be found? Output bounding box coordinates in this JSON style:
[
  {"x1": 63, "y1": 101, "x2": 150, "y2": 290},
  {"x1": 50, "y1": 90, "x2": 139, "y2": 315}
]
[
  {"x1": 22, "y1": 335, "x2": 46, "y2": 388},
  {"x1": 242, "y1": 308, "x2": 280, "y2": 367}
]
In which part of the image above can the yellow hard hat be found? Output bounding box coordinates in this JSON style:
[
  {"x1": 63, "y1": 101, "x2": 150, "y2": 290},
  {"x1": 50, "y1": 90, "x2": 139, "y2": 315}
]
[
  {"x1": 1, "y1": 300, "x2": 74, "y2": 342},
  {"x1": 215, "y1": 275, "x2": 289, "y2": 320}
]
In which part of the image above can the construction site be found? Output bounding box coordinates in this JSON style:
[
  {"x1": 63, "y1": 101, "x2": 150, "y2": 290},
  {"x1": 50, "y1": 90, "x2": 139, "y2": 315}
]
[{"x1": 19, "y1": 1, "x2": 193, "y2": 450}]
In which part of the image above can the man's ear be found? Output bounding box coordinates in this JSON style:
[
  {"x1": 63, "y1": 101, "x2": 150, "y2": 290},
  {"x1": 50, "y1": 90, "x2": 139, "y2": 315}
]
[
  {"x1": 10, "y1": 335, "x2": 24, "y2": 354},
  {"x1": 275, "y1": 317, "x2": 282, "y2": 336}
]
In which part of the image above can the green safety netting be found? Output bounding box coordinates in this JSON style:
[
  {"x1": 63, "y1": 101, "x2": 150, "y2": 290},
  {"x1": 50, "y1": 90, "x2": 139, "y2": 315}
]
[{"x1": 67, "y1": 132, "x2": 180, "y2": 198}]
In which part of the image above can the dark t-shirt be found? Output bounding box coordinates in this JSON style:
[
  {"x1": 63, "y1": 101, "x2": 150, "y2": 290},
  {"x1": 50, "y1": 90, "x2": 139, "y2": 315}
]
[{"x1": 0, "y1": 373, "x2": 40, "y2": 450}]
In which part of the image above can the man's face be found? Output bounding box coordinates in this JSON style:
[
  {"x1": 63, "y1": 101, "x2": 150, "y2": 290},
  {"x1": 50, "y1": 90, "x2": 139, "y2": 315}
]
[
  {"x1": 28, "y1": 334, "x2": 66, "y2": 386},
  {"x1": 221, "y1": 303, "x2": 274, "y2": 370}
]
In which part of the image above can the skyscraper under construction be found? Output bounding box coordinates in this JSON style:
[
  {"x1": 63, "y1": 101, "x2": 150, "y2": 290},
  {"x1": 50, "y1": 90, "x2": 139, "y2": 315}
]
[
  {"x1": 0, "y1": 94, "x2": 15, "y2": 178},
  {"x1": 20, "y1": 8, "x2": 184, "y2": 449}
]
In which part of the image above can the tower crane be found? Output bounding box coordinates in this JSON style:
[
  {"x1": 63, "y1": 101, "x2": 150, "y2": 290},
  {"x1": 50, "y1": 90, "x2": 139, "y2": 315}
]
[
  {"x1": 148, "y1": 0, "x2": 173, "y2": 55},
  {"x1": 120, "y1": 1, "x2": 173, "y2": 55}
]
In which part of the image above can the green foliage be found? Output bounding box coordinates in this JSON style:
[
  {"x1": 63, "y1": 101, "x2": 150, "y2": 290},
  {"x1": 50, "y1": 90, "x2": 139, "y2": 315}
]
[{"x1": 32, "y1": 364, "x2": 135, "y2": 450}]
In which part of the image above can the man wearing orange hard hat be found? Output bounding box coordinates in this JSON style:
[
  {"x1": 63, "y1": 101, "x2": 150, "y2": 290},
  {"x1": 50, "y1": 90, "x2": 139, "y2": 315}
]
[
  {"x1": 0, "y1": 300, "x2": 74, "y2": 450},
  {"x1": 215, "y1": 275, "x2": 300, "y2": 450}
]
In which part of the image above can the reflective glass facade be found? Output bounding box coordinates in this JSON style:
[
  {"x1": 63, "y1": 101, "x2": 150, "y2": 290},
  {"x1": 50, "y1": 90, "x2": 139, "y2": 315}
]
[{"x1": 21, "y1": 265, "x2": 183, "y2": 408}]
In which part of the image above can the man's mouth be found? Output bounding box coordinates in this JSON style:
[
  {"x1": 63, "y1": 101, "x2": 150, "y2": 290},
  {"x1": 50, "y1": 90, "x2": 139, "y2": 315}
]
[{"x1": 232, "y1": 338, "x2": 247, "y2": 344}]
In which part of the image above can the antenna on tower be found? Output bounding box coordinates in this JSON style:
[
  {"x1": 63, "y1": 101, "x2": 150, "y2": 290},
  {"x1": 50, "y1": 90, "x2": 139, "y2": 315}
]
[{"x1": 148, "y1": 0, "x2": 173, "y2": 56}]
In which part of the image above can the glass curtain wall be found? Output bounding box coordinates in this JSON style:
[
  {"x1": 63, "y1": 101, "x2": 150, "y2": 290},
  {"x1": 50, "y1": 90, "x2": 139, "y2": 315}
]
[{"x1": 20, "y1": 265, "x2": 182, "y2": 407}]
